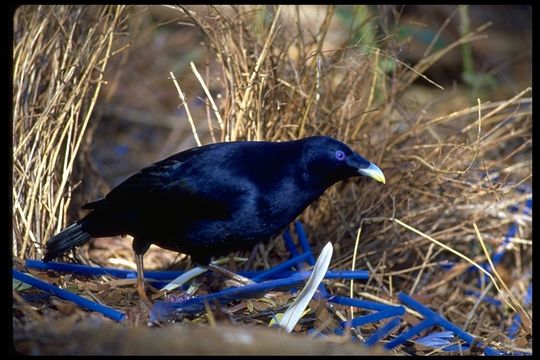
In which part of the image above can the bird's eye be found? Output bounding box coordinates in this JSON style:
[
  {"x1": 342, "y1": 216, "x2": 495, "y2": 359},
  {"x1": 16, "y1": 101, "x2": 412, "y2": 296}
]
[{"x1": 335, "y1": 150, "x2": 346, "y2": 161}]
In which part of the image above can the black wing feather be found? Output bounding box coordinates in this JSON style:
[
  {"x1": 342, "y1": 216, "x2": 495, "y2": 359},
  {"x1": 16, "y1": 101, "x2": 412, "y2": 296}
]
[{"x1": 99, "y1": 145, "x2": 247, "y2": 219}]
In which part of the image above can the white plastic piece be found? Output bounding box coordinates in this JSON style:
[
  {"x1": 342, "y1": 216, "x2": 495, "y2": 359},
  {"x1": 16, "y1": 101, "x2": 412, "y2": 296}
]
[{"x1": 277, "y1": 242, "x2": 333, "y2": 332}]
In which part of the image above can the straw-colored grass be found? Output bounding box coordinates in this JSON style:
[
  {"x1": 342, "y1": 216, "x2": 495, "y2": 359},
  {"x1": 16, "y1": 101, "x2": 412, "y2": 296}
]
[{"x1": 13, "y1": 5, "x2": 128, "y2": 260}]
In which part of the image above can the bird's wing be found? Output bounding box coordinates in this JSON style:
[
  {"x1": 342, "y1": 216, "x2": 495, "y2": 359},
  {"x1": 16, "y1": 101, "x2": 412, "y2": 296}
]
[{"x1": 102, "y1": 148, "x2": 246, "y2": 218}]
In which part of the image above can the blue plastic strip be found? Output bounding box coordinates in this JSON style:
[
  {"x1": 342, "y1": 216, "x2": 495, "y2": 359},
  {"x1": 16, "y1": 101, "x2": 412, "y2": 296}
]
[
  {"x1": 328, "y1": 295, "x2": 400, "y2": 312},
  {"x1": 25, "y1": 259, "x2": 182, "y2": 280},
  {"x1": 415, "y1": 330, "x2": 454, "y2": 348},
  {"x1": 282, "y1": 229, "x2": 300, "y2": 259},
  {"x1": 398, "y1": 292, "x2": 476, "y2": 343},
  {"x1": 492, "y1": 222, "x2": 518, "y2": 265},
  {"x1": 27, "y1": 259, "x2": 139, "y2": 278},
  {"x1": 255, "y1": 270, "x2": 369, "y2": 281},
  {"x1": 394, "y1": 292, "x2": 502, "y2": 355},
  {"x1": 26, "y1": 260, "x2": 368, "y2": 283},
  {"x1": 463, "y1": 289, "x2": 502, "y2": 307},
  {"x1": 314, "y1": 283, "x2": 329, "y2": 300},
  {"x1": 384, "y1": 318, "x2": 436, "y2": 349},
  {"x1": 497, "y1": 195, "x2": 529, "y2": 259},
  {"x1": 507, "y1": 283, "x2": 532, "y2": 339},
  {"x1": 294, "y1": 221, "x2": 316, "y2": 266},
  {"x1": 13, "y1": 270, "x2": 125, "y2": 322},
  {"x1": 524, "y1": 283, "x2": 532, "y2": 305},
  {"x1": 341, "y1": 306, "x2": 405, "y2": 328},
  {"x1": 467, "y1": 194, "x2": 531, "y2": 287},
  {"x1": 250, "y1": 252, "x2": 312, "y2": 282},
  {"x1": 507, "y1": 313, "x2": 522, "y2": 339},
  {"x1": 151, "y1": 272, "x2": 311, "y2": 322},
  {"x1": 365, "y1": 317, "x2": 402, "y2": 346},
  {"x1": 322, "y1": 270, "x2": 369, "y2": 280}
]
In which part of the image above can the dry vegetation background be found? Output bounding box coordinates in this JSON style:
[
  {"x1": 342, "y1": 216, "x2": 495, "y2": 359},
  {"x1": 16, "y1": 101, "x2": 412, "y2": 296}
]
[{"x1": 13, "y1": 5, "x2": 531, "y2": 355}]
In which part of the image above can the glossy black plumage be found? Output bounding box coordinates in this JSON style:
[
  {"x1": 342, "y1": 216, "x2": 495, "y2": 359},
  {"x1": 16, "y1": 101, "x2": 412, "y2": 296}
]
[{"x1": 43, "y1": 136, "x2": 385, "y2": 266}]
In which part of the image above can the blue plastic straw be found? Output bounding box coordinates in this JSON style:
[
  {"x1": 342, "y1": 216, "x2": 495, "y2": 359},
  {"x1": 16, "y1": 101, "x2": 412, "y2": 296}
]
[
  {"x1": 250, "y1": 252, "x2": 312, "y2": 282},
  {"x1": 283, "y1": 229, "x2": 300, "y2": 258},
  {"x1": 25, "y1": 259, "x2": 181, "y2": 280},
  {"x1": 26, "y1": 260, "x2": 368, "y2": 282},
  {"x1": 507, "y1": 283, "x2": 532, "y2": 339},
  {"x1": 525, "y1": 283, "x2": 532, "y2": 305},
  {"x1": 329, "y1": 295, "x2": 399, "y2": 312},
  {"x1": 492, "y1": 222, "x2": 518, "y2": 265},
  {"x1": 260, "y1": 270, "x2": 369, "y2": 281},
  {"x1": 494, "y1": 196, "x2": 531, "y2": 266},
  {"x1": 151, "y1": 272, "x2": 311, "y2": 322},
  {"x1": 463, "y1": 289, "x2": 502, "y2": 307},
  {"x1": 13, "y1": 270, "x2": 125, "y2": 322},
  {"x1": 384, "y1": 318, "x2": 436, "y2": 349},
  {"x1": 315, "y1": 284, "x2": 329, "y2": 300},
  {"x1": 322, "y1": 270, "x2": 369, "y2": 280},
  {"x1": 398, "y1": 292, "x2": 473, "y2": 343},
  {"x1": 468, "y1": 195, "x2": 531, "y2": 287},
  {"x1": 294, "y1": 221, "x2": 315, "y2": 266},
  {"x1": 341, "y1": 306, "x2": 405, "y2": 328},
  {"x1": 390, "y1": 292, "x2": 502, "y2": 355},
  {"x1": 507, "y1": 313, "x2": 522, "y2": 339},
  {"x1": 365, "y1": 317, "x2": 402, "y2": 346}
]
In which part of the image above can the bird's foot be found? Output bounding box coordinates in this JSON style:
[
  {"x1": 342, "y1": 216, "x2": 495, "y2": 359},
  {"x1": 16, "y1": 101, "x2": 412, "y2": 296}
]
[
  {"x1": 137, "y1": 282, "x2": 154, "y2": 310},
  {"x1": 207, "y1": 263, "x2": 255, "y2": 286}
]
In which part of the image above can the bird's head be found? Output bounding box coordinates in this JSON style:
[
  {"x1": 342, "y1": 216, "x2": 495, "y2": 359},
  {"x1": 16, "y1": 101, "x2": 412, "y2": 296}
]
[{"x1": 301, "y1": 136, "x2": 386, "y2": 187}]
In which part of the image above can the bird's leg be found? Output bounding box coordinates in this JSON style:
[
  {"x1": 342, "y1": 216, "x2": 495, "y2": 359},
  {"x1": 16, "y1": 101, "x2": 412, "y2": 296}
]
[
  {"x1": 134, "y1": 251, "x2": 152, "y2": 309},
  {"x1": 132, "y1": 239, "x2": 153, "y2": 309},
  {"x1": 207, "y1": 263, "x2": 255, "y2": 286}
]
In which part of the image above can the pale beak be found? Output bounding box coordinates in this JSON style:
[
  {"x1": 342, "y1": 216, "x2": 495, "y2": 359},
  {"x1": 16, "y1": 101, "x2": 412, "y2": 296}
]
[{"x1": 358, "y1": 162, "x2": 386, "y2": 184}]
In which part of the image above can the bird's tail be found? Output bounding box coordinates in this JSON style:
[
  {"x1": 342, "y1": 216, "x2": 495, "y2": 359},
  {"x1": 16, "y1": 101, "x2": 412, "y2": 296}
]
[{"x1": 42, "y1": 222, "x2": 92, "y2": 262}]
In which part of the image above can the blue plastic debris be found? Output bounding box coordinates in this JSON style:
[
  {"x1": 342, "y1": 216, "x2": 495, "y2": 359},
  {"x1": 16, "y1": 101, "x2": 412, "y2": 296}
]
[
  {"x1": 463, "y1": 289, "x2": 502, "y2": 307},
  {"x1": 25, "y1": 259, "x2": 182, "y2": 280},
  {"x1": 365, "y1": 317, "x2": 402, "y2": 346},
  {"x1": 20, "y1": 215, "x2": 528, "y2": 355},
  {"x1": 469, "y1": 193, "x2": 532, "y2": 286},
  {"x1": 328, "y1": 296, "x2": 405, "y2": 337},
  {"x1": 294, "y1": 221, "x2": 316, "y2": 266},
  {"x1": 507, "y1": 314, "x2": 522, "y2": 340},
  {"x1": 342, "y1": 307, "x2": 405, "y2": 329},
  {"x1": 315, "y1": 284, "x2": 329, "y2": 300},
  {"x1": 385, "y1": 292, "x2": 502, "y2": 355},
  {"x1": 13, "y1": 269, "x2": 125, "y2": 322},
  {"x1": 25, "y1": 260, "x2": 368, "y2": 285},
  {"x1": 254, "y1": 270, "x2": 369, "y2": 282},
  {"x1": 524, "y1": 283, "x2": 532, "y2": 305},
  {"x1": 438, "y1": 260, "x2": 456, "y2": 270},
  {"x1": 415, "y1": 330, "x2": 455, "y2": 348},
  {"x1": 150, "y1": 222, "x2": 369, "y2": 322},
  {"x1": 507, "y1": 283, "x2": 532, "y2": 339},
  {"x1": 431, "y1": 187, "x2": 531, "y2": 349},
  {"x1": 283, "y1": 228, "x2": 301, "y2": 259},
  {"x1": 114, "y1": 144, "x2": 129, "y2": 157},
  {"x1": 151, "y1": 272, "x2": 311, "y2": 322},
  {"x1": 250, "y1": 252, "x2": 313, "y2": 282},
  {"x1": 329, "y1": 295, "x2": 399, "y2": 312}
]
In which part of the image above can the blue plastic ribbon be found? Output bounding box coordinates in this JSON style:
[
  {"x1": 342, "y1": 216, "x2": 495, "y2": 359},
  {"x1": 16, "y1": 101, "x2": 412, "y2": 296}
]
[
  {"x1": 13, "y1": 270, "x2": 125, "y2": 322},
  {"x1": 151, "y1": 271, "x2": 311, "y2": 322}
]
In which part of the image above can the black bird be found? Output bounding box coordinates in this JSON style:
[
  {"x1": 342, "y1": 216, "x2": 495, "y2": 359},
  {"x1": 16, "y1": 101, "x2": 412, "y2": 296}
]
[{"x1": 43, "y1": 136, "x2": 385, "y2": 304}]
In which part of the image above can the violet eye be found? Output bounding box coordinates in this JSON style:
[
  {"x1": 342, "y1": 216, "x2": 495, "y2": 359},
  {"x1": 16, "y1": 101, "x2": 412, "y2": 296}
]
[{"x1": 335, "y1": 150, "x2": 346, "y2": 161}]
